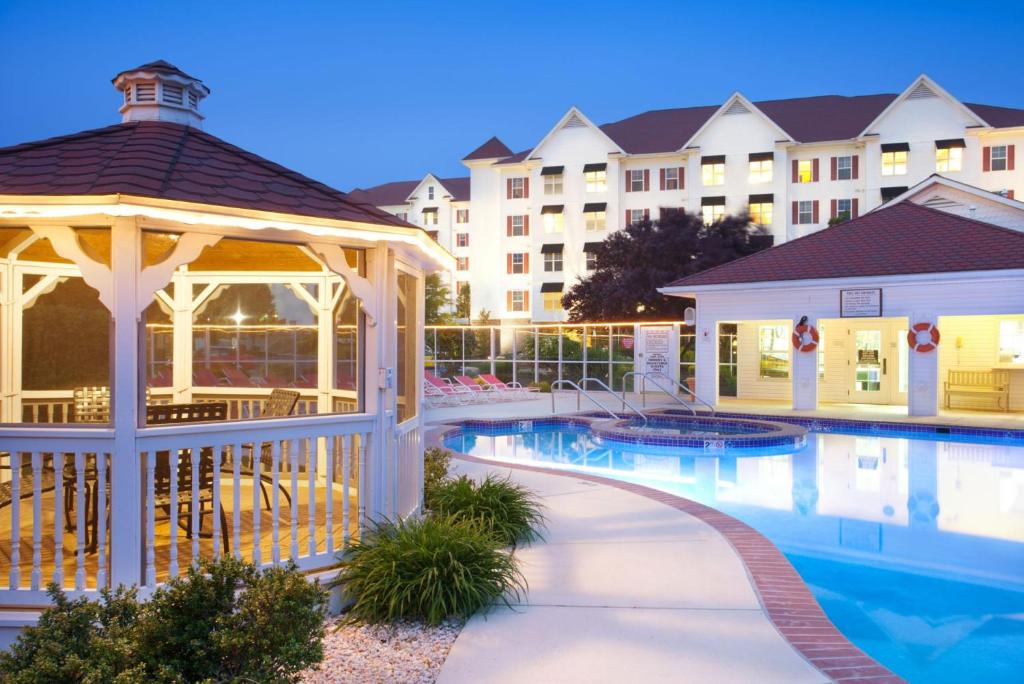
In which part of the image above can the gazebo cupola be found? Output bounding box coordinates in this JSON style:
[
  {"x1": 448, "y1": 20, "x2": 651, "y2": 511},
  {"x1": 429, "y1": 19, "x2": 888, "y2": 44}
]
[{"x1": 112, "y1": 59, "x2": 210, "y2": 128}]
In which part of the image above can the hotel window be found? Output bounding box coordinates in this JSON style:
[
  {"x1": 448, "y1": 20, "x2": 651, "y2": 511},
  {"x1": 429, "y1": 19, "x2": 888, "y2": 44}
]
[
  {"x1": 835, "y1": 199, "x2": 852, "y2": 220},
  {"x1": 662, "y1": 166, "x2": 682, "y2": 190},
  {"x1": 990, "y1": 145, "x2": 1009, "y2": 171},
  {"x1": 543, "y1": 250, "x2": 563, "y2": 272},
  {"x1": 701, "y1": 156, "x2": 725, "y2": 186},
  {"x1": 701, "y1": 198, "x2": 725, "y2": 225},
  {"x1": 999, "y1": 320, "x2": 1024, "y2": 364},
  {"x1": 508, "y1": 215, "x2": 528, "y2": 237},
  {"x1": 509, "y1": 177, "x2": 527, "y2": 199},
  {"x1": 509, "y1": 252, "x2": 527, "y2": 274},
  {"x1": 797, "y1": 200, "x2": 814, "y2": 224},
  {"x1": 881, "y1": 144, "x2": 908, "y2": 176},
  {"x1": 456, "y1": 209, "x2": 469, "y2": 223},
  {"x1": 542, "y1": 206, "x2": 564, "y2": 233},
  {"x1": 759, "y1": 325, "x2": 789, "y2": 379},
  {"x1": 748, "y1": 194, "x2": 773, "y2": 226},
  {"x1": 584, "y1": 202, "x2": 606, "y2": 231},
  {"x1": 627, "y1": 169, "x2": 648, "y2": 192},
  {"x1": 455, "y1": 281, "x2": 468, "y2": 297},
  {"x1": 748, "y1": 153, "x2": 773, "y2": 184},
  {"x1": 542, "y1": 166, "x2": 564, "y2": 194},
  {"x1": 422, "y1": 209, "x2": 438, "y2": 225},
  {"x1": 395, "y1": 211, "x2": 408, "y2": 221},
  {"x1": 456, "y1": 256, "x2": 469, "y2": 271},
  {"x1": 427, "y1": 186, "x2": 435, "y2": 200},
  {"x1": 626, "y1": 208, "x2": 648, "y2": 225},
  {"x1": 935, "y1": 140, "x2": 964, "y2": 172},
  {"x1": 508, "y1": 290, "x2": 528, "y2": 313},
  {"x1": 543, "y1": 292, "x2": 562, "y2": 312},
  {"x1": 795, "y1": 159, "x2": 816, "y2": 183},
  {"x1": 456, "y1": 233, "x2": 469, "y2": 247},
  {"x1": 584, "y1": 163, "x2": 607, "y2": 192},
  {"x1": 836, "y1": 155, "x2": 853, "y2": 180},
  {"x1": 584, "y1": 243, "x2": 599, "y2": 270}
]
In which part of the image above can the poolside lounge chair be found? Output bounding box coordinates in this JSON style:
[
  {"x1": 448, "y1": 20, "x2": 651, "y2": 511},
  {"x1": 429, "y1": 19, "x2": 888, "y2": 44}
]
[
  {"x1": 479, "y1": 374, "x2": 539, "y2": 400},
  {"x1": 193, "y1": 368, "x2": 226, "y2": 387},
  {"x1": 424, "y1": 371, "x2": 474, "y2": 405},
  {"x1": 454, "y1": 375, "x2": 500, "y2": 401},
  {"x1": 222, "y1": 367, "x2": 258, "y2": 387}
]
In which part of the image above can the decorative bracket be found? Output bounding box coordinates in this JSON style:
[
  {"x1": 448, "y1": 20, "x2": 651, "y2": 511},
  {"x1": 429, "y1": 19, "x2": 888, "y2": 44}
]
[
  {"x1": 30, "y1": 226, "x2": 113, "y2": 311},
  {"x1": 308, "y1": 243, "x2": 377, "y2": 326},
  {"x1": 137, "y1": 233, "x2": 221, "y2": 316}
]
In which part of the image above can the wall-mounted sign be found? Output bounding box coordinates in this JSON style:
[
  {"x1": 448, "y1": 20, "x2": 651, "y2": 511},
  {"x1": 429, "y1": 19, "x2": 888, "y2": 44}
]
[
  {"x1": 640, "y1": 326, "x2": 672, "y2": 376},
  {"x1": 840, "y1": 288, "x2": 882, "y2": 318}
]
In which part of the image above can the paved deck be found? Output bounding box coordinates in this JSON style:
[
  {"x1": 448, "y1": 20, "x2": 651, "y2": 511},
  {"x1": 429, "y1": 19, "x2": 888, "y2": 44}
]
[{"x1": 434, "y1": 456, "x2": 830, "y2": 684}]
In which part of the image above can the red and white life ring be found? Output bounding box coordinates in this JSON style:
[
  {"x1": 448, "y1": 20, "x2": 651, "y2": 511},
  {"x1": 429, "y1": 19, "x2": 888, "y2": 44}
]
[
  {"x1": 907, "y1": 322, "x2": 940, "y2": 352},
  {"x1": 791, "y1": 324, "x2": 819, "y2": 352}
]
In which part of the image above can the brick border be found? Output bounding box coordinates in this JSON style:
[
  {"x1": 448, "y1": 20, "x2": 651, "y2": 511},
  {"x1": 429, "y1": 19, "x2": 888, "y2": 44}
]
[{"x1": 427, "y1": 424, "x2": 906, "y2": 684}]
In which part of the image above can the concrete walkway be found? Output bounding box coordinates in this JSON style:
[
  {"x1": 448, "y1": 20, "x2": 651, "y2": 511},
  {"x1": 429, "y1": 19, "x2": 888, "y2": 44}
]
[{"x1": 436, "y1": 457, "x2": 827, "y2": 684}]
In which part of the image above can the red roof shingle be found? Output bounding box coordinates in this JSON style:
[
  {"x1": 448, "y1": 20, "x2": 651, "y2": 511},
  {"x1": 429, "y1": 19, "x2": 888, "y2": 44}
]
[
  {"x1": 666, "y1": 202, "x2": 1024, "y2": 289},
  {"x1": 0, "y1": 121, "x2": 415, "y2": 229},
  {"x1": 348, "y1": 176, "x2": 470, "y2": 206},
  {"x1": 462, "y1": 136, "x2": 513, "y2": 161}
]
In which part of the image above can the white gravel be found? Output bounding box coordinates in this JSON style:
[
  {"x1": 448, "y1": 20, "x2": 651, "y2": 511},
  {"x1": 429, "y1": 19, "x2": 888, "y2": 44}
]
[{"x1": 301, "y1": 617, "x2": 463, "y2": 684}]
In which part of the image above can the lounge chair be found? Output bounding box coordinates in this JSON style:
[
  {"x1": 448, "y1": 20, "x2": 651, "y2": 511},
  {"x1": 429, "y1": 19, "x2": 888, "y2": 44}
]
[
  {"x1": 479, "y1": 374, "x2": 539, "y2": 400},
  {"x1": 424, "y1": 371, "x2": 474, "y2": 404},
  {"x1": 454, "y1": 375, "x2": 500, "y2": 401},
  {"x1": 222, "y1": 367, "x2": 258, "y2": 387},
  {"x1": 193, "y1": 368, "x2": 226, "y2": 387}
]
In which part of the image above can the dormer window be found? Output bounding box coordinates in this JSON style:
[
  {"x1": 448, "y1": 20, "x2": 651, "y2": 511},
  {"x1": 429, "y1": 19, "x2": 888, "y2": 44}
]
[
  {"x1": 162, "y1": 84, "x2": 184, "y2": 106},
  {"x1": 134, "y1": 83, "x2": 157, "y2": 102}
]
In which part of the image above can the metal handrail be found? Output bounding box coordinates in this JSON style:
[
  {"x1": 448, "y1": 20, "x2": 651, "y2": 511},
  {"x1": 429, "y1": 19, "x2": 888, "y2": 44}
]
[
  {"x1": 621, "y1": 371, "x2": 716, "y2": 416},
  {"x1": 579, "y1": 377, "x2": 648, "y2": 427},
  {"x1": 551, "y1": 379, "x2": 621, "y2": 420}
]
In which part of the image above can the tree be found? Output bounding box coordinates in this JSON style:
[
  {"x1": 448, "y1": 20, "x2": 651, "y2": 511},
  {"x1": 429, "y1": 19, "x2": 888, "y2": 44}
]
[
  {"x1": 455, "y1": 282, "x2": 471, "y2": 320},
  {"x1": 562, "y1": 211, "x2": 772, "y2": 321},
  {"x1": 425, "y1": 273, "x2": 452, "y2": 324},
  {"x1": 828, "y1": 211, "x2": 851, "y2": 227}
]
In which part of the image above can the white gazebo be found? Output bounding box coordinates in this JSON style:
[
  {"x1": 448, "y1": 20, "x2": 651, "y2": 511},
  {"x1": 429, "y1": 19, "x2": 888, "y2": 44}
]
[{"x1": 0, "y1": 61, "x2": 449, "y2": 607}]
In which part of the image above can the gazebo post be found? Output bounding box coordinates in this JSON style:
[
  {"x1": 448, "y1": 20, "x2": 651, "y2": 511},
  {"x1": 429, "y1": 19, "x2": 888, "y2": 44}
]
[
  {"x1": 109, "y1": 216, "x2": 144, "y2": 587},
  {"x1": 364, "y1": 241, "x2": 393, "y2": 521}
]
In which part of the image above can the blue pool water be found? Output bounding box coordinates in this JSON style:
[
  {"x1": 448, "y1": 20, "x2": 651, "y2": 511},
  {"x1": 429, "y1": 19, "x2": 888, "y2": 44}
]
[{"x1": 444, "y1": 422, "x2": 1024, "y2": 684}]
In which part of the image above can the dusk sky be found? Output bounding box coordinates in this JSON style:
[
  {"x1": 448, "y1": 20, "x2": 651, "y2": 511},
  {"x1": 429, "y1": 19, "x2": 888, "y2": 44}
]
[{"x1": 2, "y1": 1, "x2": 1022, "y2": 192}]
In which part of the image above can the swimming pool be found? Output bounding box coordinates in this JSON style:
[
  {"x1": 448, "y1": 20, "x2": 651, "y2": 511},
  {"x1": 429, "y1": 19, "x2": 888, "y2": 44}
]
[{"x1": 443, "y1": 418, "x2": 1024, "y2": 684}]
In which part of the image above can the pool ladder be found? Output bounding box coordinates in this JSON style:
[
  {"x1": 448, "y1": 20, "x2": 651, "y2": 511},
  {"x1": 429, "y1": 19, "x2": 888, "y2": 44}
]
[
  {"x1": 551, "y1": 378, "x2": 648, "y2": 427},
  {"x1": 620, "y1": 371, "x2": 715, "y2": 416}
]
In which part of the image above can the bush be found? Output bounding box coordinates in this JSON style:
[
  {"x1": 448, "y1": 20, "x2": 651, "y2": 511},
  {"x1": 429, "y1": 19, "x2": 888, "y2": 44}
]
[
  {"x1": 423, "y1": 447, "x2": 452, "y2": 500},
  {"x1": 427, "y1": 474, "x2": 545, "y2": 547},
  {"x1": 0, "y1": 557, "x2": 327, "y2": 684},
  {"x1": 334, "y1": 516, "x2": 525, "y2": 625}
]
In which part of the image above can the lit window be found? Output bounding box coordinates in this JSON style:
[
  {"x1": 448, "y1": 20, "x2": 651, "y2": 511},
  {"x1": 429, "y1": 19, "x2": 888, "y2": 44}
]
[
  {"x1": 544, "y1": 251, "x2": 563, "y2": 272},
  {"x1": 881, "y1": 150, "x2": 907, "y2": 176},
  {"x1": 456, "y1": 209, "x2": 469, "y2": 223},
  {"x1": 510, "y1": 253, "x2": 527, "y2": 274},
  {"x1": 798, "y1": 201, "x2": 814, "y2": 224},
  {"x1": 422, "y1": 211, "x2": 438, "y2": 226},
  {"x1": 395, "y1": 211, "x2": 408, "y2": 221},
  {"x1": 701, "y1": 203, "x2": 724, "y2": 225},
  {"x1": 663, "y1": 167, "x2": 681, "y2": 190},
  {"x1": 456, "y1": 256, "x2": 469, "y2": 271},
  {"x1": 456, "y1": 233, "x2": 469, "y2": 247},
  {"x1": 584, "y1": 210, "x2": 606, "y2": 232},
  {"x1": 998, "y1": 320, "x2": 1024, "y2": 364},
  {"x1": 836, "y1": 156, "x2": 853, "y2": 180},
  {"x1": 586, "y1": 251, "x2": 598, "y2": 270},
  {"x1": 542, "y1": 212, "x2": 564, "y2": 233},
  {"x1": 510, "y1": 215, "x2": 527, "y2": 237},
  {"x1": 510, "y1": 177, "x2": 526, "y2": 199},
  {"x1": 749, "y1": 202, "x2": 773, "y2": 226},
  {"x1": 627, "y1": 209, "x2": 648, "y2": 225},
  {"x1": 991, "y1": 145, "x2": 1009, "y2": 171},
  {"x1": 628, "y1": 169, "x2": 646, "y2": 192},
  {"x1": 759, "y1": 325, "x2": 789, "y2": 379},
  {"x1": 544, "y1": 173, "x2": 563, "y2": 194},
  {"x1": 836, "y1": 199, "x2": 852, "y2": 221},
  {"x1": 427, "y1": 186, "x2": 435, "y2": 200},
  {"x1": 796, "y1": 160, "x2": 814, "y2": 183},
  {"x1": 702, "y1": 161, "x2": 725, "y2": 186},
  {"x1": 749, "y1": 159, "x2": 773, "y2": 184},
  {"x1": 935, "y1": 146, "x2": 962, "y2": 172},
  {"x1": 585, "y1": 169, "x2": 607, "y2": 192},
  {"x1": 509, "y1": 290, "x2": 527, "y2": 312},
  {"x1": 543, "y1": 292, "x2": 562, "y2": 312}
]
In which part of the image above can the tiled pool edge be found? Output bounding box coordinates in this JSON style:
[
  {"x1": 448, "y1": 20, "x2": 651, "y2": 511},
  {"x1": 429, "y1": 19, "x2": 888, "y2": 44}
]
[{"x1": 427, "y1": 423, "x2": 906, "y2": 684}]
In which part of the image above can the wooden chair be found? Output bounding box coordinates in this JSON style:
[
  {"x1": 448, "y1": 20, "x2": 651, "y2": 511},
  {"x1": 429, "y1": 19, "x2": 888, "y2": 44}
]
[
  {"x1": 241, "y1": 389, "x2": 301, "y2": 510},
  {"x1": 72, "y1": 386, "x2": 111, "y2": 423}
]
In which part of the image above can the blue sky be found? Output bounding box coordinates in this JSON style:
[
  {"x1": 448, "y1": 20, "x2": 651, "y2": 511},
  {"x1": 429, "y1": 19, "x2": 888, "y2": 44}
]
[{"x1": 1, "y1": 1, "x2": 1021, "y2": 191}]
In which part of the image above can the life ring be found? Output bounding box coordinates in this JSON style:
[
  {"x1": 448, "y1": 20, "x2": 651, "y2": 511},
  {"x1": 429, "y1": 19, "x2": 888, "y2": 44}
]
[
  {"x1": 791, "y1": 324, "x2": 819, "y2": 352},
  {"x1": 907, "y1": 492, "x2": 940, "y2": 523},
  {"x1": 907, "y1": 322, "x2": 940, "y2": 352}
]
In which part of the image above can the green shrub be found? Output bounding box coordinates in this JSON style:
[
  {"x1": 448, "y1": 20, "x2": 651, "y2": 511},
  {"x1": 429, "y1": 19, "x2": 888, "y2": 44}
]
[
  {"x1": 334, "y1": 516, "x2": 525, "y2": 625},
  {"x1": 423, "y1": 446, "x2": 452, "y2": 500},
  {"x1": 0, "y1": 557, "x2": 327, "y2": 684},
  {"x1": 427, "y1": 474, "x2": 545, "y2": 547}
]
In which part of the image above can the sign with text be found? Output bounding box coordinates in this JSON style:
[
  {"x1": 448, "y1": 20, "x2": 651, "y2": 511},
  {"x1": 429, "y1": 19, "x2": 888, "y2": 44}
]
[
  {"x1": 840, "y1": 289, "x2": 882, "y2": 318},
  {"x1": 641, "y1": 326, "x2": 672, "y2": 378}
]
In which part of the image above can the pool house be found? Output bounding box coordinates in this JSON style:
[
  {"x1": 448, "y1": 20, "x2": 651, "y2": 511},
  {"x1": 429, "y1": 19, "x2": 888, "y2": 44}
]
[
  {"x1": 661, "y1": 179, "x2": 1024, "y2": 417},
  {"x1": 0, "y1": 61, "x2": 448, "y2": 610}
]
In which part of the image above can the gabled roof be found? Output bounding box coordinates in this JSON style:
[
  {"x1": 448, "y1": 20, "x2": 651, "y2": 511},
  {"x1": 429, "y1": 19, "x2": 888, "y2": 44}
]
[
  {"x1": 492, "y1": 149, "x2": 532, "y2": 166},
  {"x1": 963, "y1": 103, "x2": 1024, "y2": 128},
  {"x1": 0, "y1": 120, "x2": 413, "y2": 229},
  {"x1": 349, "y1": 175, "x2": 470, "y2": 206},
  {"x1": 663, "y1": 202, "x2": 1024, "y2": 290},
  {"x1": 462, "y1": 136, "x2": 513, "y2": 161}
]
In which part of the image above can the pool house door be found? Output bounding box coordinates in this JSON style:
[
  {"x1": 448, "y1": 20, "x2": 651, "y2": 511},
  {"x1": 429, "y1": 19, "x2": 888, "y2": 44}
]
[{"x1": 846, "y1": 319, "x2": 908, "y2": 405}]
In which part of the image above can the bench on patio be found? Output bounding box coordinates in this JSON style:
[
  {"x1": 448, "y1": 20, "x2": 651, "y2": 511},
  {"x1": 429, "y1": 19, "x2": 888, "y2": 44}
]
[{"x1": 944, "y1": 369, "x2": 1010, "y2": 412}]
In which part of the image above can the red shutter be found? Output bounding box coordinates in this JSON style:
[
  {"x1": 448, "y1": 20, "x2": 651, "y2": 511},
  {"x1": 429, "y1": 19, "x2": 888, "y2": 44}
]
[
  {"x1": 830, "y1": 199, "x2": 837, "y2": 219},
  {"x1": 659, "y1": 168, "x2": 666, "y2": 191},
  {"x1": 812, "y1": 200, "x2": 819, "y2": 224},
  {"x1": 523, "y1": 253, "x2": 530, "y2": 274},
  {"x1": 1009, "y1": 145, "x2": 1016, "y2": 170},
  {"x1": 791, "y1": 159, "x2": 798, "y2": 183},
  {"x1": 506, "y1": 291, "x2": 512, "y2": 310},
  {"x1": 643, "y1": 169, "x2": 650, "y2": 191},
  {"x1": 812, "y1": 158, "x2": 820, "y2": 182},
  {"x1": 983, "y1": 146, "x2": 991, "y2": 172},
  {"x1": 625, "y1": 209, "x2": 631, "y2": 225},
  {"x1": 506, "y1": 216, "x2": 512, "y2": 236},
  {"x1": 506, "y1": 253, "x2": 512, "y2": 274},
  {"x1": 1008, "y1": 190, "x2": 1016, "y2": 200},
  {"x1": 523, "y1": 215, "x2": 530, "y2": 236},
  {"x1": 791, "y1": 201, "x2": 798, "y2": 224},
  {"x1": 506, "y1": 178, "x2": 512, "y2": 199},
  {"x1": 679, "y1": 167, "x2": 685, "y2": 189},
  {"x1": 852, "y1": 198, "x2": 859, "y2": 218},
  {"x1": 852, "y1": 155, "x2": 859, "y2": 180},
  {"x1": 830, "y1": 156, "x2": 837, "y2": 181},
  {"x1": 625, "y1": 171, "x2": 632, "y2": 193},
  {"x1": 643, "y1": 208, "x2": 650, "y2": 220},
  {"x1": 523, "y1": 291, "x2": 529, "y2": 310},
  {"x1": 523, "y1": 177, "x2": 529, "y2": 198}
]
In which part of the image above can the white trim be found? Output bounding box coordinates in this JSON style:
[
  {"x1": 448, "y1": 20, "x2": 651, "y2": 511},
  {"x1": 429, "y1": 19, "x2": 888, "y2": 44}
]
[
  {"x1": 528, "y1": 106, "x2": 626, "y2": 160},
  {"x1": 858, "y1": 74, "x2": 989, "y2": 137},
  {"x1": 872, "y1": 173, "x2": 1024, "y2": 213},
  {"x1": 681, "y1": 92, "x2": 793, "y2": 150}
]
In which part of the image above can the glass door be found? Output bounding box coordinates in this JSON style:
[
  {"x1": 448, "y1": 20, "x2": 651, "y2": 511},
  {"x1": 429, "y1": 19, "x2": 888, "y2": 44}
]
[{"x1": 851, "y1": 327, "x2": 889, "y2": 404}]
